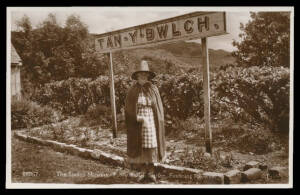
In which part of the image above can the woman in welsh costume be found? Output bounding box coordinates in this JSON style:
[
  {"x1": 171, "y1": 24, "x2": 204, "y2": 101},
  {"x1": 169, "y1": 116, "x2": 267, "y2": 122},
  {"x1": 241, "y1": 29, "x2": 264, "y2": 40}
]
[{"x1": 125, "y1": 60, "x2": 166, "y2": 183}]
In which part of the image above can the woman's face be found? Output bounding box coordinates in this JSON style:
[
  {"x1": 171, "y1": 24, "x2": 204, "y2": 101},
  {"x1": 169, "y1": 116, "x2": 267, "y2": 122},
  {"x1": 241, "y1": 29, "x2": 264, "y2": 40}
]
[{"x1": 136, "y1": 72, "x2": 149, "y2": 85}]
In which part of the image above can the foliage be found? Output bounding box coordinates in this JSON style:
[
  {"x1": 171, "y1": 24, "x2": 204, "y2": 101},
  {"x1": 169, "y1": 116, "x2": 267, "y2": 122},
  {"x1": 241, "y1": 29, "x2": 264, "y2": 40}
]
[
  {"x1": 86, "y1": 104, "x2": 111, "y2": 120},
  {"x1": 82, "y1": 104, "x2": 112, "y2": 127},
  {"x1": 232, "y1": 12, "x2": 290, "y2": 68},
  {"x1": 32, "y1": 75, "x2": 133, "y2": 115},
  {"x1": 214, "y1": 65, "x2": 290, "y2": 133},
  {"x1": 32, "y1": 74, "x2": 203, "y2": 124},
  {"x1": 11, "y1": 98, "x2": 63, "y2": 129},
  {"x1": 236, "y1": 129, "x2": 272, "y2": 154},
  {"x1": 179, "y1": 146, "x2": 227, "y2": 171},
  {"x1": 30, "y1": 65, "x2": 289, "y2": 134},
  {"x1": 51, "y1": 123, "x2": 69, "y2": 142},
  {"x1": 155, "y1": 73, "x2": 204, "y2": 121},
  {"x1": 12, "y1": 13, "x2": 108, "y2": 92},
  {"x1": 215, "y1": 125, "x2": 274, "y2": 154}
]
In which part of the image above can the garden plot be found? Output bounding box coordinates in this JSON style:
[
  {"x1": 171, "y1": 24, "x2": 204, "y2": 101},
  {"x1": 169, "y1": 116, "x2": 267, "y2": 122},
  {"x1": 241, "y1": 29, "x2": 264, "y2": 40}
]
[{"x1": 25, "y1": 115, "x2": 289, "y2": 184}]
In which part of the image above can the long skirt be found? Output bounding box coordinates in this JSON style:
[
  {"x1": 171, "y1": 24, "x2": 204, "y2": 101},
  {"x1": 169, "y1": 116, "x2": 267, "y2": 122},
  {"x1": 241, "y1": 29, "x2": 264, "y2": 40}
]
[{"x1": 127, "y1": 148, "x2": 158, "y2": 164}]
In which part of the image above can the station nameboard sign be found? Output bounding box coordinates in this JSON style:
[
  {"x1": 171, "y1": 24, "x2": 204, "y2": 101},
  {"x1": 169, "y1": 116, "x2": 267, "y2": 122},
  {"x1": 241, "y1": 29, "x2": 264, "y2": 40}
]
[{"x1": 95, "y1": 11, "x2": 227, "y2": 53}]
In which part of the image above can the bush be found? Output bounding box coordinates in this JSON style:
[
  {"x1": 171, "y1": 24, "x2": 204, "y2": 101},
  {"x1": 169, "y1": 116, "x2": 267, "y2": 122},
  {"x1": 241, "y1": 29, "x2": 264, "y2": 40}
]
[
  {"x1": 32, "y1": 74, "x2": 204, "y2": 124},
  {"x1": 81, "y1": 104, "x2": 112, "y2": 127},
  {"x1": 214, "y1": 66, "x2": 290, "y2": 133},
  {"x1": 235, "y1": 129, "x2": 271, "y2": 154},
  {"x1": 86, "y1": 104, "x2": 111, "y2": 120},
  {"x1": 156, "y1": 73, "x2": 204, "y2": 121},
  {"x1": 33, "y1": 77, "x2": 95, "y2": 115},
  {"x1": 180, "y1": 146, "x2": 225, "y2": 171},
  {"x1": 32, "y1": 76, "x2": 133, "y2": 116},
  {"x1": 30, "y1": 65, "x2": 290, "y2": 136},
  {"x1": 51, "y1": 123, "x2": 69, "y2": 142},
  {"x1": 11, "y1": 98, "x2": 62, "y2": 129}
]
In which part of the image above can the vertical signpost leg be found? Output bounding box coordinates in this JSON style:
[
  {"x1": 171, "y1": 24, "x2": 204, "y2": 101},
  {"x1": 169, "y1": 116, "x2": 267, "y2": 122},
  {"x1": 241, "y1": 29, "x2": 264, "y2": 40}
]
[
  {"x1": 108, "y1": 52, "x2": 117, "y2": 138},
  {"x1": 201, "y1": 37, "x2": 212, "y2": 153}
]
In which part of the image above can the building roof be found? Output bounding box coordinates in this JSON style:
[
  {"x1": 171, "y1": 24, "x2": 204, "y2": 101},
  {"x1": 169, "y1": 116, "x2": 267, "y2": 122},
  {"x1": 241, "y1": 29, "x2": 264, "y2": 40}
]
[{"x1": 11, "y1": 44, "x2": 22, "y2": 66}]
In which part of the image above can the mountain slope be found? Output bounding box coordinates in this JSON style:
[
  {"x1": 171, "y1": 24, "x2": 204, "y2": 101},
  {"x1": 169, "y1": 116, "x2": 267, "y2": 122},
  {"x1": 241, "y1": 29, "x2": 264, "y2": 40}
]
[{"x1": 110, "y1": 40, "x2": 236, "y2": 75}]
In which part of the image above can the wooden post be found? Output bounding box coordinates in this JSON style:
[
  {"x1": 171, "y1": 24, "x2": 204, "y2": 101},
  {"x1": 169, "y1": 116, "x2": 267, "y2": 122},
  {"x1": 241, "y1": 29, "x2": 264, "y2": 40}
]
[
  {"x1": 108, "y1": 52, "x2": 117, "y2": 138},
  {"x1": 201, "y1": 37, "x2": 212, "y2": 153}
]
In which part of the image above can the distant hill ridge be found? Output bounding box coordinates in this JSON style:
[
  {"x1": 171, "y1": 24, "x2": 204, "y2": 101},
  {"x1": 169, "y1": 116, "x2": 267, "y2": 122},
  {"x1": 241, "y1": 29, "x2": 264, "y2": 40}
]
[{"x1": 102, "y1": 38, "x2": 236, "y2": 75}]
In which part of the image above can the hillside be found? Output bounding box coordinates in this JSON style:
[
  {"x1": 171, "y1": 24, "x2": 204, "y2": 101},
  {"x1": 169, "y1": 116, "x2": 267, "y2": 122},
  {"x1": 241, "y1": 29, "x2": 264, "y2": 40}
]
[
  {"x1": 12, "y1": 30, "x2": 236, "y2": 77},
  {"x1": 148, "y1": 41, "x2": 236, "y2": 71},
  {"x1": 109, "y1": 40, "x2": 236, "y2": 75}
]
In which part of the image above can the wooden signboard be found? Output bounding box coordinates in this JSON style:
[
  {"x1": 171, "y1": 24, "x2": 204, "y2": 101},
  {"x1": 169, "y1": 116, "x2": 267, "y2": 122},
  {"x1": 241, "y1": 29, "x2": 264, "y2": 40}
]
[
  {"x1": 95, "y1": 12, "x2": 227, "y2": 53},
  {"x1": 95, "y1": 11, "x2": 228, "y2": 153}
]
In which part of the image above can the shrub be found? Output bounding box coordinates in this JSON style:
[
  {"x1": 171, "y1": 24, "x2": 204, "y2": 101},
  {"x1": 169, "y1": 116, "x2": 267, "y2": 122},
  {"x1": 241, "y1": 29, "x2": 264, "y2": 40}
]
[
  {"x1": 81, "y1": 127, "x2": 93, "y2": 147},
  {"x1": 86, "y1": 104, "x2": 111, "y2": 120},
  {"x1": 30, "y1": 65, "x2": 290, "y2": 136},
  {"x1": 214, "y1": 66, "x2": 290, "y2": 133},
  {"x1": 32, "y1": 76, "x2": 133, "y2": 116},
  {"x1": 50, "y1": 123, "x2": 69, "y2": 142},
  {"x1": 11, "y1": 98, "x2": 62, "y2": 129},
  {"x1": 180, "y1": 146, "x2": 225, "y2": 171},
  {"x1": 156, "y1": 73, "x2": 204, "y2": 121},
  {"x1": 32, "y1": 74, "x2": 204, "y2": 125},
  {"x1": 236, "y1": 130, "x2": 271, "y2": 154},
  {"x1": 81, "y1": 104, "x2": 112, "y2": 127}
]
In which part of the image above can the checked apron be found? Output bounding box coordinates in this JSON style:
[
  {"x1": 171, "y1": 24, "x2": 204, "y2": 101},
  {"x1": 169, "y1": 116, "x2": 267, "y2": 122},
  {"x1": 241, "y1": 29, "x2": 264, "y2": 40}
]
[{"x1": 127, "y1": 90, "x2": 158, "y2": 164}]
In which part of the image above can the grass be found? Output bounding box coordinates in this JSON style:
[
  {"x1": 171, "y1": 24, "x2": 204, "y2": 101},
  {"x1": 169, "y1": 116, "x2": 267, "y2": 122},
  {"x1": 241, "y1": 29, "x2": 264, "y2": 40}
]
[
  {"x1": 11, "y1": 134, "x2": 197, "y2": 184},
  {"x1": 11, "y1": 134, "x2": 140, "y2": 184}
]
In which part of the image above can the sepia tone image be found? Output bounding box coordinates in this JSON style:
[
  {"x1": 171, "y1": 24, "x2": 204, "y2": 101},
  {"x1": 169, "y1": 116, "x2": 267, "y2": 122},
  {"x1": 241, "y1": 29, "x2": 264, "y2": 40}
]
[{"x1": 7, "y1": 7, "x2": 293, "y2": 188}]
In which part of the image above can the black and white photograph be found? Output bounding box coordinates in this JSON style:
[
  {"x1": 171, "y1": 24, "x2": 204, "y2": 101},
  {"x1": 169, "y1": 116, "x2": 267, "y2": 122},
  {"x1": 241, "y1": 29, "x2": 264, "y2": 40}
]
[{"x1": 6, "y1": 6, "x2": 294, "y2": 188}]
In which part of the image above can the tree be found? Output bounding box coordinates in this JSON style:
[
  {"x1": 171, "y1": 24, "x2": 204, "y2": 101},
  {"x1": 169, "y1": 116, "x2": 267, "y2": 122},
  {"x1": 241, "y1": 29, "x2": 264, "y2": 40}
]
[
  {"x1": 35, "y1": 13, "x2": 68, "y2": 82},
  {"x1": 232, "y1": 12, "x2": 290, "y2": 68},
  {"x1": 12, "y1": 15, "x2": 47, "y2": 98},
  {"x1": 12, "y1": 13, "x2": 107, "y2": 85}
]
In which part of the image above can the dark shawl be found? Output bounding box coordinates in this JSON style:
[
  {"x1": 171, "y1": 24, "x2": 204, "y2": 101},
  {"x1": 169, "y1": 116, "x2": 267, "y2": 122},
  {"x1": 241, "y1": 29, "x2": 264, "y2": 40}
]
[{"x1": 125, "y1": 82, "x2": 166, "y2": 161}]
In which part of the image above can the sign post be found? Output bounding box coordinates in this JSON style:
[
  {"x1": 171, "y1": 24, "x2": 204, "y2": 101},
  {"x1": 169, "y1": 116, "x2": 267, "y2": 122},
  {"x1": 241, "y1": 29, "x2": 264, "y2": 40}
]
[
  {"x1": 95, "y1": 12, "x2": 227, "y2": 53},
  {"x1": 108, "y1": 52, "x2": 117, "y2": 138},
  {"x1": 201, "y1": 37, "x2": 212, "y2": 153},
  {"x1": 95, "y1": 11, "x2": 227, "y2": 148}
]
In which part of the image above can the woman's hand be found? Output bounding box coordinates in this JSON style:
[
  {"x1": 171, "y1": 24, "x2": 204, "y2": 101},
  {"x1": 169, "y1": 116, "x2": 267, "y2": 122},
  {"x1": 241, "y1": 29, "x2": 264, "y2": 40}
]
[
  {"x1": 142, "y1": 118, "x2": 148, "y2": 127},
  {"x1": 137, "y1": 116, "x2": 144, "y2": 123},
  {"x1": 137, "y1": 117, "x2": 148, "y2": 127}
]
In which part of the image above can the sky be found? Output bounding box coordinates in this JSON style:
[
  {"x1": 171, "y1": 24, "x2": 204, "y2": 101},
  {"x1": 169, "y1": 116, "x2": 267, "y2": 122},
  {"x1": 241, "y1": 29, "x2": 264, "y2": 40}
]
[{"x1": 8, "y1": 7, "x2": 255, "y2": 52}]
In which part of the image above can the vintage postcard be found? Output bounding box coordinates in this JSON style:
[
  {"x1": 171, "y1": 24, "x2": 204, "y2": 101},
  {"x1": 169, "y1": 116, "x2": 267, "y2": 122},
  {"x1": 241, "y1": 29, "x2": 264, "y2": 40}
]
[{"x1": 6, "y1": 6, "x2": 294, "y2": 188}]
